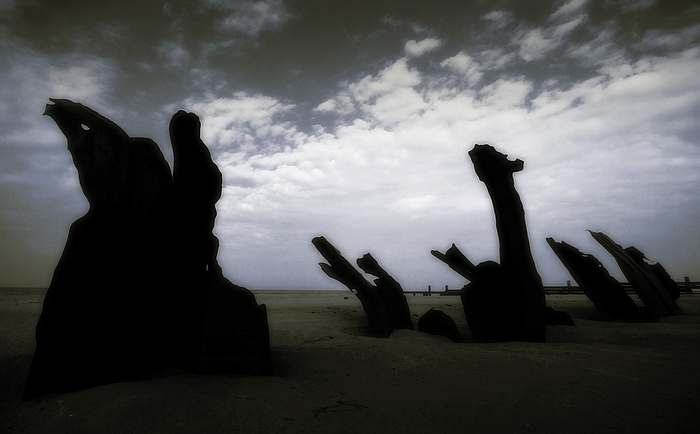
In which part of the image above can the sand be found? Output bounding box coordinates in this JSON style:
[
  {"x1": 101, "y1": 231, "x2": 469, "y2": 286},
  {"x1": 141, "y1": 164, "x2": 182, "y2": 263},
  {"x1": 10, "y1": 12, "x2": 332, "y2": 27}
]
[{"x1": 1, "y1": 288, "x2": 699, "y2": 433}]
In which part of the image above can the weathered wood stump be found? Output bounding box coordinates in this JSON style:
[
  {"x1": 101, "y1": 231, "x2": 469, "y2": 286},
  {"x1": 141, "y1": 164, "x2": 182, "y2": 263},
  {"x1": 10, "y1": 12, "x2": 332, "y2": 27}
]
[
  {"x1": 546, "y1": 237, "x2": 658, "y2": 322},
  {"x1": 356, "y1": 253, "x2": 414, "y2": 330},
  {"x1": 433, "y1": 145, "x2": 548, "y2": 342},
  {"x1": 312, "y1": 236, "x2": 413, "y2": 337},
  {"x1": 23, "y1": 99, "x2": 272, "y2": 400},
  {"x1": 418, "y1": 309, "x2": 464, "y2": 343},
  {"x1": 589, "y1": 231, "x2": 683, "y2": 317},
  {"x1": 624, "y1": 246, "x2": 681, "y2": 300}
]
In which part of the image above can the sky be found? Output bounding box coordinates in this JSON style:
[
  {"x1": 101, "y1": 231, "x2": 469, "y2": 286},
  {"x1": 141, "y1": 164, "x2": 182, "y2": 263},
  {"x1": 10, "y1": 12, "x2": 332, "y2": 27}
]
[{"x1": 1, "y1": 0, "x2": 699, "y2": 290}]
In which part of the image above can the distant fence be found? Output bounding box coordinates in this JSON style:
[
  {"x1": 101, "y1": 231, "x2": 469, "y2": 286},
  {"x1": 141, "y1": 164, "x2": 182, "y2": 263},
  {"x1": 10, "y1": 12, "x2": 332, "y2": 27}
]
[{"x1": 404, "y1": 277, "x2": 699, "y2": 296}]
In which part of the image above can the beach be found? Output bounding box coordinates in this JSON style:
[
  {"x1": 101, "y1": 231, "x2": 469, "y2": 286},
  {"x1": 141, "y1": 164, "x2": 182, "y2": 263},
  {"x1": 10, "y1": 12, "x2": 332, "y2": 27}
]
[{"x1": 1, "y1": 288, "x2": 699, "y2": 433}]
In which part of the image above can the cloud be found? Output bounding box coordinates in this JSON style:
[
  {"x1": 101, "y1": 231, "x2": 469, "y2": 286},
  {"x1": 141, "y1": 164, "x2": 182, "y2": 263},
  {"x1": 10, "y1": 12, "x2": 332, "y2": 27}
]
[
  {"x1": 617, "y1": 0, "x2": 655, "y2": 13},
  {"x1": 3, "y1": 1, "x2": 700, "y2": 289},
  {"x1": 440, "y1": 52, "x2": 483, "y2": 86},
  {"x1": 404, "y1": 38, "x2": 442, "y2": 57},
  {"x1": 315, "y1": 58, "x2": 427, "y2": 124},
  {"x1": 479, "y1": 48, "x2": 517, "y2": 70},
  {"x1": 478, "y1": 78, "x2": 532, "y2": 108},
  {"x1": 515, "y1": 28, "x2": 553, "y2": 61},
  {"x1": 515, "y1": 17, "x2": 585, "y2": 61},
  {"x1": 177, "y1": 79, "x2": 480, "y2": 287},
  {"x1": 157, "y1": 41, "x2": 192, "y2": 68},
  {"x1": 551, "y1": 0, "x2": 587, "y2": 20},
  {"x1": 0, "y1": 39, "x2": 117, "y2": 144},
  {"x1": 514, "y1": 0, "x2": 587, "y2": 61},
  {"x1": 0, "y1": 39, "x2": 115, "y2": 286},
  {"x1": 566, "y1": 27, "x2": 624, "y2": 68},
  {"x1": 481, "y1": 10, "x2": 514, "y2": 29},
  {"x1": 180, "y1": 92, "x2": 297, "y2": 154},
  {"x1": 369, "y1": 86, "x2": 427, "y2": 124},
  {"x1": 313, "y1": 93, "x2": 355, "y2": 115},
  {"x1": 393, "y1": 194, "x2": 436, "y2": 212},
  {"x1": 349, "y1": 58, "x2": 422, "y2": 102},
  {"x1": 186, "y1": 40, "x2": 700, "y2": 288},
  {"x1": 203, "y1": 0, "x2": 292, "y2": 37},
  {"x1": 633, "y1": 24, "x2": 700, "y2": 51},
  {"x1": 351, "y1": 61, "x2": 426, "y2": 125},
  {"x1": 313, "y1": 99, "x2": 338, "y2": 113}
]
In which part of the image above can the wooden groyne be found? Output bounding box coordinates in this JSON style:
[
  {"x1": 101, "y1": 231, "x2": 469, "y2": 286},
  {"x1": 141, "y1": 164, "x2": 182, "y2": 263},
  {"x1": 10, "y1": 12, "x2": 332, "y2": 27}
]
[{"x1": 404, "y1": 278, "x2": 699, "y2": 296}]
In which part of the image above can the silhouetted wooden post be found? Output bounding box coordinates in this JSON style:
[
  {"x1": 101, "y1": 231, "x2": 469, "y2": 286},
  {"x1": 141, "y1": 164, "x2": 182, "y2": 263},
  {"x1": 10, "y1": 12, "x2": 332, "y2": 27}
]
[
  {"x1": 464, "y1": 145, "x2": 547, "y2": 342},
  {"x1": 433, "y1": 145, "x2": 550, "y2": 342},
  {"x1": 547, "y1": 237, "x2": 658, "y2": 322},
  {"x1": 25, "y1": 100, "x2": 272, "y2": 400},
  {"x1": 312, "y1": 236, "x2": 413, "y2": 336},
  {"x1": 357, "y1": 253, "x2": 413, "y2": 330},
  {"x1": 589, "y1": 231, "x2": 683, "y2": 316}
]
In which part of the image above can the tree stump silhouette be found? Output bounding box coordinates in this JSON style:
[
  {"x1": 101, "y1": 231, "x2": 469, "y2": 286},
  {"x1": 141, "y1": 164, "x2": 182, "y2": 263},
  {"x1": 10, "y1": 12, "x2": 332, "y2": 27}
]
[
  {"x1": 589, "y1": 231, "x2": 683, "y2": 317},
  {"x1": 312, "y1": 236, "x2": 413, "y2": 337},
  {"x1": 433, "y1": 145, "x2": 547, "y2": 342},
  {"x1": 546, "y1": 237, "x2": 658, "y2": 322},
  {"x1": 23, "y1": 99, "x2": 271, "y2": 400}
]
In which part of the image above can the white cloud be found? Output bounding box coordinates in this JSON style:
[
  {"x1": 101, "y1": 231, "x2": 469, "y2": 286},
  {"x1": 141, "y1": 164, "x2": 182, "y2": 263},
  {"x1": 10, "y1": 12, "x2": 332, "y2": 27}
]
[
  {"x1": 0, "y1": 41, "x2": 116, "y2": 146},
  {"x1": 188, "y1": 44, "x2": 700, "y2": 288},
  {"x1": 478, "y1": 48, "x2": 516, "y2": 70},
  {"x1": 310, "y1": 56, "x2": 432, "y2": 121},
  {"x1": 349, "y1": 58, "x2": 422, "y2": 102},
  {"x1": 515, "y1": 17, "x2": 585, "y2": 61},
  {"x1": 203, "y1": 0, "x2": 292, "y2": 37},
  {"x1": 481, "y1": 10, "x2": 513, "y2": 29},
  {"x1": 515, "y1": 28, "x2": 554, "y2": 61},
  {"x1": 313, "y1": 93, "x2": 354, "y2": 115},
  {"x1": 478, "y1": 78, "x2": 532, "y2": 108},
  {"x1": 566, "y1": 27, "x2": 623, "y2": 68},
  {"x1": 553, "y1": 16, "x2": 585, "y2": 38},
  {"x1": 157, "y1": 41, "x2": 191, "y2": 68},
  {"x1": 369, "y1": 86, "x2": 427, "y2": 124},
  {"x1": 579, "y1": 47, "x2": 700, "y2": 136},
  {"x1": 514, "y1": 0, "x2": 587, "y2": 62},
  {"x1": 440, "y1": 52, "x2": 483, "y2": 86},
  {"x1": 394, "y1": 195, "x2": 436, "y2": 212},
  {"x1": 180, "y1": 92, "x2": 297, "y2": 152},
  {"x1": 634, "y1": 24, "x2": 700, "y2": 51},
  {"x1": 617, "y1": 0, "x2": 655, "y2": 13},
  {"x1": 5, "y1": 6, "x2": 699, "y2": 289},
  {"x1": 313, "y1": 99, "x2": 337, "y2": 113},
  {"x1": 311, "y1": 58, "x2": 429, "y2": 126},
  {"x1": 551, "y1": 0, "x2": 587, "y2": 20},
  {"x1": 404, "y1": 38, "x2": 442, "y2": 57},
  {"x1": 0, "y1": 41, "x2": 115, "y2": 286}
]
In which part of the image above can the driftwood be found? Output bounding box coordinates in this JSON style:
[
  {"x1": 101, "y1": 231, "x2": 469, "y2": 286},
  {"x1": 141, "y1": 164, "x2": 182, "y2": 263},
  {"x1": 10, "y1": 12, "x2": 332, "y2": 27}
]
[
  {"x1": 356, "y1": 253, "x2": 414, "y2": 330},
  {"x1": 24, "y1": 99, "x2": 271, "y2": 400},
  {"x1": 433, "y1": 145, "x2": 548, "y2": 342},
  {"x1": 625, "y1": 247, "x2": 681, "y2": 300},
  {"x1": 418, "y1": 309, "x2": 464, "y2": 343},
  {"x1": 312, "y1": 236, "x2": 413, "y2": 337},
  {"x1": 430, "y1": 244, "x2": 477, "y2": 280},
  {"x1": 546, "y1": 238, "x2": 658, "y2": 322},
  {"x1": 589, "y1": 231, "x2": 683, "y2": 317}
]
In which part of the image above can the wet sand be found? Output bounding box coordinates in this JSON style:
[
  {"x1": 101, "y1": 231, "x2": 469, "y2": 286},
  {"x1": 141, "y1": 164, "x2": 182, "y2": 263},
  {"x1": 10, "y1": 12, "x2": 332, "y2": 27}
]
[{"x1": 1, "y1": 288, "x2": 699, "y2": 433}]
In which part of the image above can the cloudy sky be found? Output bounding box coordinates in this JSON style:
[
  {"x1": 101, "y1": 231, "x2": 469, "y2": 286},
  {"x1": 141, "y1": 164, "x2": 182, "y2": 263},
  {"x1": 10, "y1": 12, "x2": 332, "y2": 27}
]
[{"x1": 1, "y1": 0, "x2": 699, "y2": 290}]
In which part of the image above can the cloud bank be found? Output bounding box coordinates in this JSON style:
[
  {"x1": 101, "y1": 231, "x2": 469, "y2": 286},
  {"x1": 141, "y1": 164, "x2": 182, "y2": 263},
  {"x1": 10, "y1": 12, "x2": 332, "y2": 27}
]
[{"x1": 1, "y1": 0, "x2": 699, "y2": 290}]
